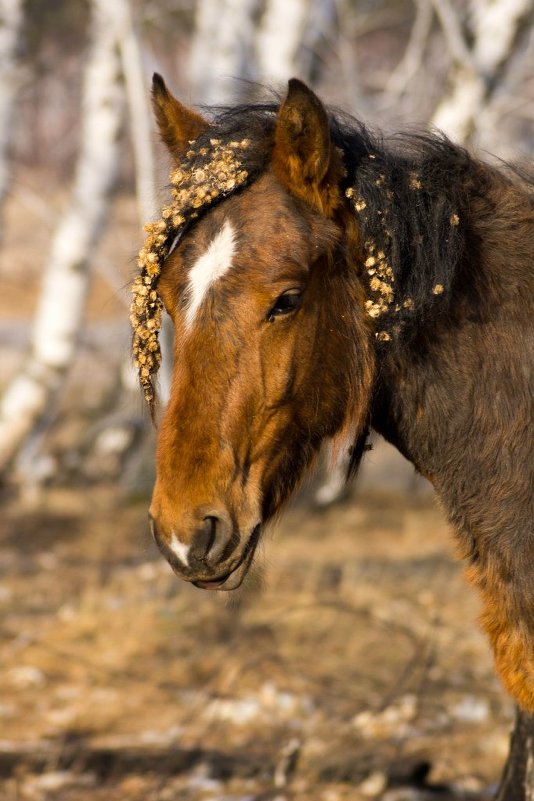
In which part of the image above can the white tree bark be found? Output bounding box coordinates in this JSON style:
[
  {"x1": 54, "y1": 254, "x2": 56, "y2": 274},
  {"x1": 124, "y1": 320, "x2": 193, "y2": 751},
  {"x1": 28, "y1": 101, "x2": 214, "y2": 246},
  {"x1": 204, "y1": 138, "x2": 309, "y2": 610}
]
[
  {"x1": 0, "y1": 0, "x2": 23, "y2": 232},
  {"x1": 256, "y1": 0, "x2": 310, "y2": 86},
  {"x1": 0, "y1": 0, "x2": 125, "y2": 472},
  {"x1": 431, "y1": 0, "x2": 532, "y2": 143},
  {"x1": 108, "y1": 0, "x2": 155, "y2": 224},
  {"x1": 256, "y1": 0, "x2": 337, "y2": 89},
  {"x1": 189, "y1": 0, "x2": 259, "y2": 104}
]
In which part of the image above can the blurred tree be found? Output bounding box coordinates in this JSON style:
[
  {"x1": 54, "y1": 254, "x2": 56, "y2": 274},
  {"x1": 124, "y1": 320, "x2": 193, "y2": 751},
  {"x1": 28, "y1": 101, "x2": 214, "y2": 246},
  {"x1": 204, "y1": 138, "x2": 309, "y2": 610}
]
[
  {"x1": 24, "y1": 0, "x2": 89, "y2": 56},
  {"x1": 110, "y1": 0, "x2": 155, "y2": 223},
  {"x1": 383, "y1": 0, "x2": 433, "y2": 103},
  {"x1": 431, "y1": 0, "x2": 533, "y2": 143},
  {"x1": 19, "y1": 0, "x2": 90, "y2": 173},
  {"x1": 256, "y1": 0, "x2": 337, "y2": 89},
  {"x1": 189, "y1": 0, "x2": 259, "y2": 103},
  {"x1": 0, "y1": 0, "x2": 24, "y2": 237},
  {"x1": 0, "y1": 0, "x2": 125, "y2": 476},
  {"x1": 256, "y1": 0, "x2": 313, "y2": 86}
]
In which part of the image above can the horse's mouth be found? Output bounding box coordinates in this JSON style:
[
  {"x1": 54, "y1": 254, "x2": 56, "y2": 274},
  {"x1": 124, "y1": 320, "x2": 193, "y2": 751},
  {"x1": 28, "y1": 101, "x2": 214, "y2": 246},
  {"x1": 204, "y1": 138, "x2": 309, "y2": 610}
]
[{"x1": 192, "y1": 524, "x2": 261, "y2": 591}]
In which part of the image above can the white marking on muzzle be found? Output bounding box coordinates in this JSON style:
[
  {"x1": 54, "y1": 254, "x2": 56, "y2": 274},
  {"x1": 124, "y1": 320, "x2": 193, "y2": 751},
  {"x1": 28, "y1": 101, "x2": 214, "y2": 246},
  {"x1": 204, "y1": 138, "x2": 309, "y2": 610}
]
[
  {"x1": 185, "y1": 220, "x2": 236, "y2": 329},
  {"x1": 169, "y1": 533, "x2": 191, "y2": 566}
]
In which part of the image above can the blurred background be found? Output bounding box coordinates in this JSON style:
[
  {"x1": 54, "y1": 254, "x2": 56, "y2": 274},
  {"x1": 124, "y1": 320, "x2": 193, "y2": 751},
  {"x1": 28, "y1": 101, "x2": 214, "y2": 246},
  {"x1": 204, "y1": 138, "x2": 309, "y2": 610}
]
[{"x1": 0, "y1": 1, "x2": 532, "y2": 799}]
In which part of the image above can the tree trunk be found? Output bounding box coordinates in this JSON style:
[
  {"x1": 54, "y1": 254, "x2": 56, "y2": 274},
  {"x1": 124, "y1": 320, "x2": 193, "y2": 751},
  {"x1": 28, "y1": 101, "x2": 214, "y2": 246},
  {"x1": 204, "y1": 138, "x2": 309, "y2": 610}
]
[
  {"x1": 256, "y1": 0, "x2": 336, "y2": 89},
  {"x1": 109, "y1": 0, "x2": 155, "y2": 224},
  {"x1": 0, "y1": 0, "x2": 23, "y2": 235},
  {"x1": 256, "y1": 0, "x2": 310, "y2": 86},
  {"x1": 431, "y1": 0, "x2": 532, "y2": 143},
  {"x1": 0, "y1": 0, "x2": 124, "y2": 474},
  {"x1": 189, "y1": 0, "x2": 260, "y2": 104},
  {"x1": 496, "y1": 708, "x2": 534, "y2": 801}
]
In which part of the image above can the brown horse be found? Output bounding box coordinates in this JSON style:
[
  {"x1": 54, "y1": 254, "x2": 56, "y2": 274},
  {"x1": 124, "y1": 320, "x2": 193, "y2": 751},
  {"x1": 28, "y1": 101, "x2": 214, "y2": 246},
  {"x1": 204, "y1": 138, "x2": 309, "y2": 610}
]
[{"x1": 131, "y1": 76, "x2": 534, "y2": 799}]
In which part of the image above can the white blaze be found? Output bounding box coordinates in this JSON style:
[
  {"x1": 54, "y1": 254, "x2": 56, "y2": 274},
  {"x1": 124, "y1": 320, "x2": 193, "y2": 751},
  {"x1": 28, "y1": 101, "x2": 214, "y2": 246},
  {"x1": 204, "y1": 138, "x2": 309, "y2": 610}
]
[
  {"x1": 169, "y1": 533, "x2": 191, "y2": 566},
  {"x1": 186, "y1": 220, "x2": 236, "y2": 328}
]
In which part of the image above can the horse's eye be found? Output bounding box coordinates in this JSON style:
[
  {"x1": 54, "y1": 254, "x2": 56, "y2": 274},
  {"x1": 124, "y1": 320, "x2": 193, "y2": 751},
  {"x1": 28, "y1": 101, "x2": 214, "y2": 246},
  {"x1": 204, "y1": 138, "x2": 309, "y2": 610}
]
[{"x1": 267, "y1": 291, "x2": 302, "y2": 322}]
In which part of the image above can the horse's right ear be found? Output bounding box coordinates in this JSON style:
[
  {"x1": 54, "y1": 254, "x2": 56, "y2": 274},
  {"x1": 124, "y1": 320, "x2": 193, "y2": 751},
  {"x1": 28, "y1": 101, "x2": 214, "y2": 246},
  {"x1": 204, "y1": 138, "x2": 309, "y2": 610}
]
[
  {"x1": 272, "y1": 78, "x2": 343, "y2": 217},
  {"x1": 151, "y1": 74, "x2": 209, "y2": 159}
]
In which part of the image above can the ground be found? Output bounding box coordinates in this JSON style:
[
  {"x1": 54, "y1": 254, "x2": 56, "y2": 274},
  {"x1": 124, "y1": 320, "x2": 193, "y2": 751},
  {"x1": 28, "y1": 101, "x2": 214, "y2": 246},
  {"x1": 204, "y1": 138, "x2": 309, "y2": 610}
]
[{"x1": 0, "y1": 485, "x2": 515, "y2": 801}]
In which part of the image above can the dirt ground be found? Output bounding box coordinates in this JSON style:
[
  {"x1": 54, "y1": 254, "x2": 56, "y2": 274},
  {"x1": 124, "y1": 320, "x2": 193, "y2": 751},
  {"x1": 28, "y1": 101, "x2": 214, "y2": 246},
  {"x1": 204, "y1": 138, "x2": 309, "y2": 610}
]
[{"x1": 0, "y1": 485, "x2": 515, "y2": 801}]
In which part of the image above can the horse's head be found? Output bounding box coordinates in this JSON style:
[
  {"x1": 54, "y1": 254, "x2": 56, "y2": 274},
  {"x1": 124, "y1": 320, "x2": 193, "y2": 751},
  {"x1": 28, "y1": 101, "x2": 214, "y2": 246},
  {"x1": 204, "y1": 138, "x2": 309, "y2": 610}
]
[{"x1": 138, "y1": 78, "x2": 375, "y2": 589}]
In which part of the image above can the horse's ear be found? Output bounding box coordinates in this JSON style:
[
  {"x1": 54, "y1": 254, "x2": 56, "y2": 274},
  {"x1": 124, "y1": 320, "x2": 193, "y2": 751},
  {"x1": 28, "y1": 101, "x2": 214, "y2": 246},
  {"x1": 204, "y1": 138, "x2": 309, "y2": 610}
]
[
  {"x1": 272, "y1": 79, "x2": 342, "y2": 215},
  {"x1": 152, "y1": 73, "x2": 209, "y2": 159}
]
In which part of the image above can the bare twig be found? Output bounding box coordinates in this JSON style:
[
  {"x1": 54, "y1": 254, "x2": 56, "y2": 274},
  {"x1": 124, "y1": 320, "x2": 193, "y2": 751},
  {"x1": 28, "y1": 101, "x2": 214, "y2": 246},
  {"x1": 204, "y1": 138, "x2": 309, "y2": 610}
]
[
  {"x1": 385, "y1": 0, "x2": 434, "y2": 100},
  {"x1": 430, "y1": 0, "x2": 477, "y2": 74}
]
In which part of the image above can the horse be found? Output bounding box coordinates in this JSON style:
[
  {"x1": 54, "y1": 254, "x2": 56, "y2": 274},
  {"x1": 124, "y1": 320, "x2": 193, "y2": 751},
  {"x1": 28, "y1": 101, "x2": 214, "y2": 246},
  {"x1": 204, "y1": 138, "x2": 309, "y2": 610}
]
[{"x1": 131, "y1": 75, "x2": 534, "y2": 800}]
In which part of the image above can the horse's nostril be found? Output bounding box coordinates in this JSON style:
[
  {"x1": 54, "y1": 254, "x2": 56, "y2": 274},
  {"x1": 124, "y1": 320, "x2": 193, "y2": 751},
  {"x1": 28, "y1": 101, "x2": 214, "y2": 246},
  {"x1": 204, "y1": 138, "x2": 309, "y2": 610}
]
[
  {"x1": 204, "y1": 516, "x2": 218, "y2": 531},
  {"x1": 189, "y1": 516, "x2": 218, "y2": 564},
  {"x1": 207, "y1": 516, "x2": 238, "y2": 565},
  {"x1": 187, "y1": 514, "x2": 236, "y2": 566}
]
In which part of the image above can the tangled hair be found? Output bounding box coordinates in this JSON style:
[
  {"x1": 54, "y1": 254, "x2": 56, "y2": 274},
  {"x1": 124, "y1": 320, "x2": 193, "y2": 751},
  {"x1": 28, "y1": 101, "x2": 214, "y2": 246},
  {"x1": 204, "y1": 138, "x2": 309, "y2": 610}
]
[
  {"x1": 131, "y1": 136, "x2": 255, "y2": 411},
  {"x1": 337, "y1": 122, "x2": 470, "y2": 342}
]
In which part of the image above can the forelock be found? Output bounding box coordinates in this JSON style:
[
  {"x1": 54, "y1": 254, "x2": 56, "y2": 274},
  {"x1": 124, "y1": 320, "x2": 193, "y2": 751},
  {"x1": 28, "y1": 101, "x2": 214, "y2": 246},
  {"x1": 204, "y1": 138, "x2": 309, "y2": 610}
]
[{"x1": 130, "y1": 132, "x2": 261, "y2": 412}]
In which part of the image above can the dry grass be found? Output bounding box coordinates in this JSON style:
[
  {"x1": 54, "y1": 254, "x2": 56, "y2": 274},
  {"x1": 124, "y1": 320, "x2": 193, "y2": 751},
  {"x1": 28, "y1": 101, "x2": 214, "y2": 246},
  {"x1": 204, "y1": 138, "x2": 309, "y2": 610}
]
[{"x1": 0, "y1": 486, "x2": 513, "y2": 800}]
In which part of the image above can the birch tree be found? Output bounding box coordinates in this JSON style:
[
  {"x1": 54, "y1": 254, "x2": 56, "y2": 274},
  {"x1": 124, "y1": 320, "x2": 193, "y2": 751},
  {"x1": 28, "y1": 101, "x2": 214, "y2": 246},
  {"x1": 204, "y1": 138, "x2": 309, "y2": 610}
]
[
  {"x1": 189, "y1": 0, "x2": 259, "y2": 104},
  {"x1": 0, "y1": 0, "x2": 23, "y2": 234},
  {"x1": 431, "y1": 0, "x2": 532, "y2": 143},
  {"x1": 256, "y1": 0, "x2": 311, "y2": 86},
  {"x1": 256, "y1": 0, "x2": 336, "y2": 89},
  {"x1": 0, "y1": 0, "x2": 125, "y2": 473},
  {"x1": 384, "y1": 0, "x2": 434, "y2": 102},
  {"x1": 109, "y1": 0, "x2": 155, "y2": 225}
]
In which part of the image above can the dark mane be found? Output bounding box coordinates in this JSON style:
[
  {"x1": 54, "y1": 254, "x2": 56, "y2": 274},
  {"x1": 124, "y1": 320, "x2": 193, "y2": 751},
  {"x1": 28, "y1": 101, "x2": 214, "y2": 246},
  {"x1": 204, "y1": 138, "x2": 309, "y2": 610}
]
[
  {"x1": 334, "y1": 116, "x2": 533, "y2": 337},
  {"x1": 336, "y1": 118, "x2": 472, "y2": 332},
  {"x1": 200, "y1": 102, "x2": 532, "y2": 341}
]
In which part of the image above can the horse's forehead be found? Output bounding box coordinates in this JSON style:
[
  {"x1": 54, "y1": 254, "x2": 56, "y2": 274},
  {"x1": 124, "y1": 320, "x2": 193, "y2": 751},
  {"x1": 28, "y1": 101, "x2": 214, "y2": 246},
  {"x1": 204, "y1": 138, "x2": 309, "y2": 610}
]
[
  {"x1": 183, "y1": 176, "x2": 313, "y2": 265},
  {"x1": 174, "y1": 181, "x2": 314, "y2": 330},
  {"x1": 185, "y1": 218, "x2": 237, "y2": 329},
  {"x1": 160, "y1": 174, "x2": 332, "y2": 326}
]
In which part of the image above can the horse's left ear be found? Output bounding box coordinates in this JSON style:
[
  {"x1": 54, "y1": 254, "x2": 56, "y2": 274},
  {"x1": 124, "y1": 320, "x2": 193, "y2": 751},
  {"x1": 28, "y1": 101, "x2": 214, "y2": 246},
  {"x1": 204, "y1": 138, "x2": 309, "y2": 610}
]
[
  {"x1": 152, "y1": 73, "x2": 210, "y2": 160},
  {"x1": 272, "y1": 79, "x2": 342, "y2": 216}
]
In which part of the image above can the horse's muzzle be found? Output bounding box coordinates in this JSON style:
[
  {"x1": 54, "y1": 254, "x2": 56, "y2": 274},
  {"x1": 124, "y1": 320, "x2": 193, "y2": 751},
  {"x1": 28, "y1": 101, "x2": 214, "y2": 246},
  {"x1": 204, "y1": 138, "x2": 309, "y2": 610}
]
[{"x1": 149, "y1": 515, "x2": 261, "y2": 591}]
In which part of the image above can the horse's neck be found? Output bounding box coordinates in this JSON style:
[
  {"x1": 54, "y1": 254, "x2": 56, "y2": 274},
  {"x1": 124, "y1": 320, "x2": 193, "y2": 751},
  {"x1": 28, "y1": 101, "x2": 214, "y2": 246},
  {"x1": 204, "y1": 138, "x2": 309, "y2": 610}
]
[
  {"x1": 370, "y1": 169, "x2": 533, "y2": 510},
  {"x1": 370, "y1": 292, "x2": 534, "y2": 540},
  {"x1": 370, "y1": 171, "x2": 534, "y2": 717}
]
